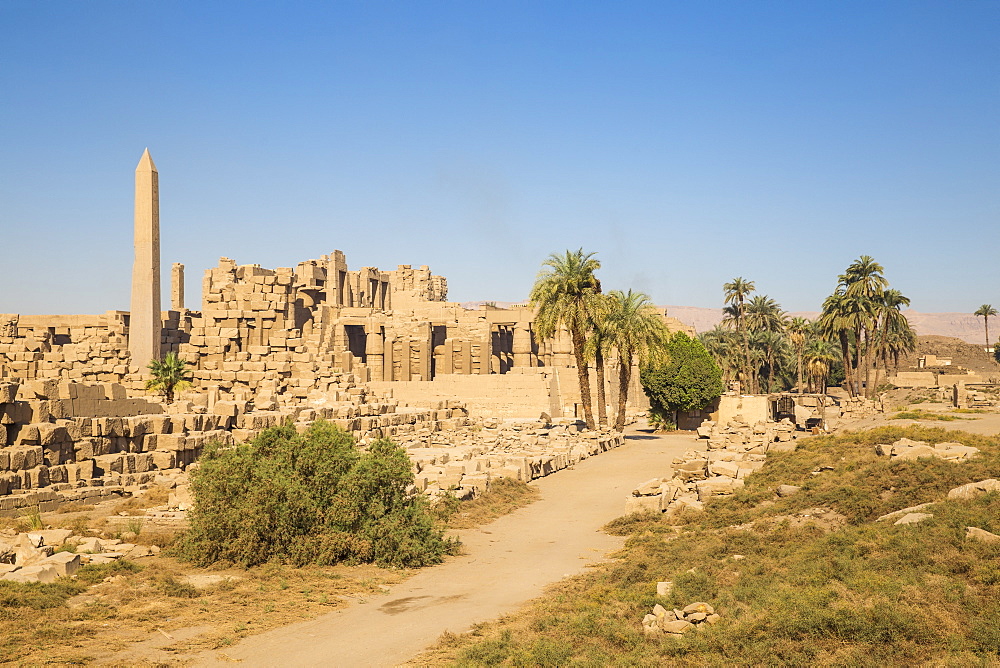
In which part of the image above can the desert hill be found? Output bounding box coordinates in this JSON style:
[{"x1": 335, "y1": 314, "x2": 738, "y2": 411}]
[{"x1": 663, "y1": 305, "x2": 991, "y2": 345}]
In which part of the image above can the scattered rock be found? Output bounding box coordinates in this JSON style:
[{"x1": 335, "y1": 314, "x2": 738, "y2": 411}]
[
  {"x1": 966, "y1": 527, "x2": 1000, "y2": 544},
  {"x1": 876, "y1": 438, "x2": 980, "y2": 462},
  {"x1": 894, "y1": 512, "x2": 933, "y2": 525},
  {"x1": 948, "y1": 479, "x2": 1000, "y2": 501},
  {"x1": 642, "y1": 601, "x2": 721, "y2": 636},
  {"x1": 775, "y1": 484, "x2": 801, "y2": 497},
  {"x1": 876, "y1": 503, "x2": 935, "y2": 522}
]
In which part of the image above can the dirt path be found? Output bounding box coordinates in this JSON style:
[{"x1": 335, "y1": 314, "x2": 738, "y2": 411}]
[{"x1": 189, "y1": 428, "x2": 700, "y2": 667}]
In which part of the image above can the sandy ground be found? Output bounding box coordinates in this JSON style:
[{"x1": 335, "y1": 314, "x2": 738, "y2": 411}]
[
  {"x1": 185, "y1": 426, "x2": 701, "y2": 667},
  {"x1": 841, "y1": 407, "x2": 1000, "y2": 437}
]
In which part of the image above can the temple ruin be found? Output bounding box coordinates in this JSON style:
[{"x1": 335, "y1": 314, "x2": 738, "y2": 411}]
[{"x1": 0, "y1": 150, "x2": 693, "y2": 512}]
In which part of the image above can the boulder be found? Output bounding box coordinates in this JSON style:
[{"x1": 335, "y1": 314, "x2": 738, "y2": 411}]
[
  {"x1": 661, "y1": 619, "x2": 694, "y2": 634},
  {"x1": 948, "y1": 479, "x2": 1000, "y2": 501},
  {"x1": 624, "y1": 494, "x2": 664, "y2": 514},
  {"x1": 775, "y1": 484, "x2": 801, "y2": 498},
  {"x1": 695, "y1": 476, "x2": 743, "y2": 500},
  {"x1": 966, "y1": 527, "x2": 1000, "y2": 544},
  {"x1": 683, "y1": 602, "x2": 715, "y2": 615},
  {"x1": 43, "y1": 551, "x2": 81, "y2": 577},
  {"x1": 894, "y1": 512, "x2": 933, "y2": 525}
]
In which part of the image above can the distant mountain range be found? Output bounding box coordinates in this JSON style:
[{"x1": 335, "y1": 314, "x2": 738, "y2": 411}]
[
  {"x1": 461, "y1": 301, "x2": 991, "y2": 346},
  {"x1": 663, "y1": 305, "x2": 990, "y2": 345}
]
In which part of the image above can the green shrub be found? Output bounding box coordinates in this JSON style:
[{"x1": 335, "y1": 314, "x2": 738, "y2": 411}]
[{"x1": 172, "y1": 420, "x2": 458, "y2": 568}]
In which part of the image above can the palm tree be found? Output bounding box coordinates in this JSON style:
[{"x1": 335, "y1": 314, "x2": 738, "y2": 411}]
[
  {"x1": 787, "y1": 317, "x2": 809, "y2": 393},
  {"x1": 975, "y1": 305, "x2": 998, "y2": 351},
  {"x1": 752, "y1": 329, "x2": 791, "y2": 394},
  {"x1": 601, "y1": 290, "x2": 670, "y2": 430},
  {"x1": 699, "y1": 326, "x2": 741, "y2": 385},
  {"x1": 722, "y1": 277, "x2": 755, "y2": 392},
  {"x1": 819, "y1": 291, "x2": 863, "y2": 397},
  {"x1": 586, "y1": 295, "x2": 612, "y2": 427},
  {"x1": 146, "y1": 352, "x2": 193, "y2": 403},
  {"x1": 871, "y1": 289, "x2": 915, "y2": 392},
  {"x1": 744, "y1": 295, "x2": 787, "y2": 335},
  {"x1": 804, "y1": 339, "x2": 839, "y2": 394},
  {"x1": 841, "y1": 255, "x2": 889, "y2": 300},
  {"x1": 840, "y1": 256, "x2": 888, "y2": 396},
  {"x1": 530, "y1": 249, "x2": 602, "y2": 430}
]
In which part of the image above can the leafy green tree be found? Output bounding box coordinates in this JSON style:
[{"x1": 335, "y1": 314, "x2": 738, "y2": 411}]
[
  {"x1": 530, "y1": 249, "x2": 602, "y2": 430},
  {"x1": 174, "y1": 420, "x2": 457, "y2": 568},
  {"x1": 975, "y1": 304, "x2": 998, "y2": 351},
  {"x1": 640, "y1": 332, "x2": 724, "y2": 428},
  {"x1": 145, "y1": 352, "x2": 193, "y2": 403},
  {"x1": 600, "y1": 289, "x2": 670, "y2": 431}
]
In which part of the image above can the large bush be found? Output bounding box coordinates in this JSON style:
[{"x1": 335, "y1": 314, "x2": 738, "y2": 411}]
[
  {"x1": 641, "y1": 331, "x2": 724, "y2": 419},
  {"x1": 174, "y1": 420, "x2": 457, "y2": 568}
]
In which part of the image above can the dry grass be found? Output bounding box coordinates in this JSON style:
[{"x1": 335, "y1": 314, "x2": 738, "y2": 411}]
[
  {"x1": 437, "y1": 479, "x2": 540, "y2": 530},
  {"x1": 1, "y1": 554, "x2": 410, "y2": 666},
  {"x1": 409, "y1": 427, "x2": 1000, "y2": 666},
  {"x1": 0, "y1": 475, "x2": 539, "y2": 664}
]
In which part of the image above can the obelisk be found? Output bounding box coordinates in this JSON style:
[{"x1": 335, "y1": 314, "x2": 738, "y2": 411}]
[{"x1": 129, "y1": 148, "x2": 161, "y2": 371}]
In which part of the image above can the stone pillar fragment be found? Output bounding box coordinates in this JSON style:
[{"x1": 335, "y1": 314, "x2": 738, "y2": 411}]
[
  {"x1": 129, "y1": 148, "x2": 161, "y2": 371},
  {"x1": 171, "y1": 263, "x2": 185, "y2": 310},
  {"x1": 513, "y1": 322, "x2": 533, "y2": 368}
]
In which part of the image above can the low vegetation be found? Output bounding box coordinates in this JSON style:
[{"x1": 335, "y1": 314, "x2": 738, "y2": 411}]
[
  {"x1": 415, "y1": 427, "x2": 1000, "y2": 665},
  {"x1": 891, "y1": 410, "x2": 968, "y2": 421},
  {"x1": 434, "y1": 478, "x2": 540, "y2": 530},
  {"x1": 173, "y1": 420, "x2": 458, "y2": 568},
  {"x1": 0, "y1": 556, "x2": 408, "y2": 665}
]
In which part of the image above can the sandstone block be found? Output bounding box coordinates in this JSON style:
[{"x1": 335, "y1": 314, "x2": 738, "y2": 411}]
[
  {"x1": 948, "y1": 479, "x2": 1000, "y2": 500},
  {"x1": 966, "y1": 527, "x2": 1000, "y2": 544}
]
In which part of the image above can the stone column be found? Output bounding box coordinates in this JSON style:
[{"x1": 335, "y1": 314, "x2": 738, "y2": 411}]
[
  {"x1": 513, "y1": 322, "x2": 533, "y2": 368},
  {"x1": 366, "y1": 327, "x2": 384, "y2": 382},
  {"x1": 479, "y1": 327, "x2": 493, "y2": 374},
  {"x1": 458, "y1": 339, "x2": 471, "y2": 374},
  {"x1": 415, "y1": 323, "x2": 432, "y2": 381},
  {"x1": 129, "y1": 148, "x2": 161, "y2": 371},
  {"x1": 171, "y1": 263, "x2": 184, "y2": 310},
  {"x1": 441, "y1": 338, "x2": 455, "y2": 375}
]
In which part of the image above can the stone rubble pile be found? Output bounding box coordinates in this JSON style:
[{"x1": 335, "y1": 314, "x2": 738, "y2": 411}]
[
  {"x1": 0, "y1": 527, "x2": 158, "y2": 583},
  {"x1": 625, "y1": 418, "x2": 802, "y2": 516},
  {"x1": 379, "y1": 417, "x2": 623, "y2": 498},
  {"x1": 874, "y1": 437, "x2": 980, "y2": 462},
  {"x1": 697, "y1": 417, "x2": 798, "y2": 452},
  {"x1": 642, "y1": 598, "x2": 721, "y2": 637}
]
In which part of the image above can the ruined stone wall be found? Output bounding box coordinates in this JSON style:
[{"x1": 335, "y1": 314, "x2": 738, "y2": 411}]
[{"x1": 0, "y1": 313, "x2": 131, "y2": 383}]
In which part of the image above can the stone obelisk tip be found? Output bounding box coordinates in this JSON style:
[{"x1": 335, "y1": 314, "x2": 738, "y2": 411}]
[{"x1": 136, "y1": 148, "x2": 157, "y2": 173}]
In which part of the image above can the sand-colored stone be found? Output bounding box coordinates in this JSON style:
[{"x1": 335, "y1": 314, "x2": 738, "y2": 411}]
[{"x1": 129, "y1": 149, "x2": 161, "y2": 371}]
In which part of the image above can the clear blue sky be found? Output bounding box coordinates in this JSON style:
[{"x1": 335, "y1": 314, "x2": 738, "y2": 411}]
[{"x1": 2, "y1": 1, "x2": 997, "y2": 316}]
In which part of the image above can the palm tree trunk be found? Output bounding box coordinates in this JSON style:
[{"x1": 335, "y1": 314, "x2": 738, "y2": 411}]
[
  {"x1": 615, "y1": 352, "x2": 631, "y2": 431},
  {"x1": 839, "y1": 331, "x2": 855, "y2": 398},
  {"x1": 796, "y1": 349, "x2": 803, "y2": 394},
  {"x1": 987, "y1": 316, "x2": 991, "y2": 351},
  {"x1": 595, "y1": 348, "x2": 607, "y2": 427},
  {"x1": 863, "y1": 329, "x2": 874, "y2": 398},
  {"x1": 571, "y1": 328, "x2": 595, "y2": 430}
]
